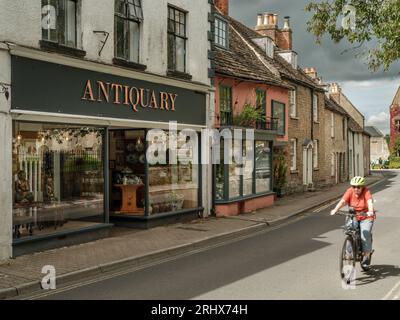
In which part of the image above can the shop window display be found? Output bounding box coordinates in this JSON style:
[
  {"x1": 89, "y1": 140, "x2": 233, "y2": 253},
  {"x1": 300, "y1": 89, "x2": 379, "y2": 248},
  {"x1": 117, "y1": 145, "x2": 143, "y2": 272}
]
[
  {"x1": 12, "y1": 121, "x2": 105, "y2": 239},
  {"x1": 148, "y1": 131, "x2": 199, "y2": 214},
  {"x1": 109, "y1": 130, "x2": 146, "y2": 216},
  {"x1": 255, "y1": 141, "x2": 271, "y2": 193}
]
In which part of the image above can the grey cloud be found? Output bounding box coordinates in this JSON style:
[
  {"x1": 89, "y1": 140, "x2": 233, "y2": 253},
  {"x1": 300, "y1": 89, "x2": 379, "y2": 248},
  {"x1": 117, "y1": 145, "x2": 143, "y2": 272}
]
[{"x1": 230, "y1": 0, "x2": 400, "y2": 82}]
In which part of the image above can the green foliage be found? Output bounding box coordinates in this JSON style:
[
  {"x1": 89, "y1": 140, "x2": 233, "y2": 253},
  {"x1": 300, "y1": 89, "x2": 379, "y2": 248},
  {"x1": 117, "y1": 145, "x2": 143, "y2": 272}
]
[
  {"x1": 233, "y1": 103, "x2": 265, "y2": 127},
  {"x1": 305, "y1": 0, "x2": 400, "y2": 71},
  {"x1": 273, "y1": 150, "x2": 288, "y2": 188}
]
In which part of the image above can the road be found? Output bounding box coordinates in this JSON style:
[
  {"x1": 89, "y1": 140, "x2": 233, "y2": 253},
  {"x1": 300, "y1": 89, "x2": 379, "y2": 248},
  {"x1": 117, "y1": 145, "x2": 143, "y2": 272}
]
[{"x1": 34, "y1": 170, "x2": 400, "y2": 300}]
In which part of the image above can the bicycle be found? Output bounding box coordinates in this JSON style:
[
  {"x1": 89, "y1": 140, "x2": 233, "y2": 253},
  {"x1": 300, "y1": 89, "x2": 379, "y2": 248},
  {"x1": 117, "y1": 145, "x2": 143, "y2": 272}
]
[{"x1": 337, "y1": 208, "x2": 374, "y2": 283}]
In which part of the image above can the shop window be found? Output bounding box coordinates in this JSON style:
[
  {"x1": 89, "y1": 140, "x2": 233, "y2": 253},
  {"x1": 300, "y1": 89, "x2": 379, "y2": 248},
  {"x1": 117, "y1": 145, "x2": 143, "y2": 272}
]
[
  {"x1": 255, "y1": 141, "x2": 271, "y2": 193},
  {"x1": 215, "y1": 141, "x2": 225, "y2": 200},
  {"x1": 148, "y1": 131, "x2": 199, "y2": 215},
  {"x1": 41, "y1": 0, "x2": 78, "y2": 48},
  {"x1": 12, "y1": 121, "x2": 104, "y2": 239},
  {"x1": 114, "y1": 0, "x2": 143, "y2": 63},
  {"x1": 168, "y1": 6, "x2": 187, "y2": 73},
  {"x1": 220, "y1": 86, "x2": 233, "y2": 126},
  {"x1": 214, "y1": 137, "x2": 272, "y2": 201},
  {"x1": 215, "y1": 16, "x2": 228, "y2": 49},
  {"x1": 272, "y1": 101, "x2": 285, "y2": 136},
  {"x1": 109, "y1": 130, "x2": 146, "y2": 216}
]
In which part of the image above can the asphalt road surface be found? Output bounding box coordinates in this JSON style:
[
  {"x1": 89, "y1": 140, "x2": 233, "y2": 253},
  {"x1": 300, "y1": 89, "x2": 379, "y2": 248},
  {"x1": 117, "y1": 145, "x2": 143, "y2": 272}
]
[{"x1": 34, "y1": 170, "x2": 400, "y2": 300}]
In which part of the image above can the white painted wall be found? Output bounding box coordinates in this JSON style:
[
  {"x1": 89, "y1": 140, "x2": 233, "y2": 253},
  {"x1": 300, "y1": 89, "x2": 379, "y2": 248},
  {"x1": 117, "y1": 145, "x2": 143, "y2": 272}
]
[
  {"x1": 0, "y1": 46, "x2": 12, "y2": 260},
  {"x1": 0, "y1": 0, "x2": 210, "y2": 85}
]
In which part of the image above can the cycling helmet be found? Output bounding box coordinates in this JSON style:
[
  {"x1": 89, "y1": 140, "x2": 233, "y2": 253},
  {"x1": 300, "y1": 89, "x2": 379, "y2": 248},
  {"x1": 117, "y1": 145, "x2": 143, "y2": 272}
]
[{"x1": 350, "y1": 176, "x2": 366, "y2": 187}]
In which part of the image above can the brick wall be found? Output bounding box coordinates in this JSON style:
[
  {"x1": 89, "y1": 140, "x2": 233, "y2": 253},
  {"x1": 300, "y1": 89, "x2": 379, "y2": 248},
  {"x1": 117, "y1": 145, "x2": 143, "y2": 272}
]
[{"x1": 390, "y1": 105, "x2": 400, "y2": 150}]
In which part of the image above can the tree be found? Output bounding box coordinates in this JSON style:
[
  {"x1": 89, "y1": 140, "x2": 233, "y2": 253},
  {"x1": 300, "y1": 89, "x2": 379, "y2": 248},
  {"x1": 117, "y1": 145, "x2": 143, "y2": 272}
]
[
  {"x1": 385, "y1": 134, "x2": 390, "y2": 147},
  {"x1": 305, "y1": 0, "x2": 400, "y2": 71}
]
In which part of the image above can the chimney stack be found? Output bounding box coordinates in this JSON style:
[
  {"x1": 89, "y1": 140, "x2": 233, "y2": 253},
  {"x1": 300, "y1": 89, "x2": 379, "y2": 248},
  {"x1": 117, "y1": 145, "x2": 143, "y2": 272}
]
[
  {"x1": 255, "y1": 13, "x2": 292, "y2": 50},
  {"x1": 214, "y1": 0, "x2": 229, "y2": 16},
  {"x1": 304, "y1": 67, "x2": 317, "y2": 80},
  {"x1": 329, "y1": 83, "x2": 342, "y2": 94}
]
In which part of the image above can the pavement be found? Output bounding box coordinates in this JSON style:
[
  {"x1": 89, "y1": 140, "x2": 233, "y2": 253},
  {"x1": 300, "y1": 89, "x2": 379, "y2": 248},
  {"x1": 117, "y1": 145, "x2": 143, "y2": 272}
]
[{"x1": 0, "y1": 172, "x2": 386, "y2": 300}]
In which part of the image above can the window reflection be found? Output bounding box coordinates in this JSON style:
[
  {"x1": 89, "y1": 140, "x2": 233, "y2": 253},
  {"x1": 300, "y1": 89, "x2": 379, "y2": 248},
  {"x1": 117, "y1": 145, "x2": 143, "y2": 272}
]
[{"x1": 12, "y1": 122, "x2": 104, "y2": 239}]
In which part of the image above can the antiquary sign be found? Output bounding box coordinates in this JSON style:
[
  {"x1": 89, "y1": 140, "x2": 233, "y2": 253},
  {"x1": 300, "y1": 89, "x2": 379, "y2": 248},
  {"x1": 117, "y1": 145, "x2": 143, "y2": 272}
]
[{"x1": 11, "y1": 56, "x2": 206, "y2": 125}]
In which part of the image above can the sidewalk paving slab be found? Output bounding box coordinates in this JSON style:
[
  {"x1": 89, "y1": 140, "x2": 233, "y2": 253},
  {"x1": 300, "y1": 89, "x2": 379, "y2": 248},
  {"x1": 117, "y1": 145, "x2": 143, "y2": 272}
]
[{"x1": 0, "y1": 173, "x2": 386, "y2": 299}]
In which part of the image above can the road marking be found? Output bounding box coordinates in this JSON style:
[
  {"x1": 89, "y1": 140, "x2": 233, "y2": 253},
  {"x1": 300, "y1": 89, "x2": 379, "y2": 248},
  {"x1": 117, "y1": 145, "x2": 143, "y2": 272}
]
[
  {"x1": 382, "y1": 279, "x2": 400, "y2": 300},
  {"x1": 312, "y1": 200, "x2": 337, "y2": 213}
]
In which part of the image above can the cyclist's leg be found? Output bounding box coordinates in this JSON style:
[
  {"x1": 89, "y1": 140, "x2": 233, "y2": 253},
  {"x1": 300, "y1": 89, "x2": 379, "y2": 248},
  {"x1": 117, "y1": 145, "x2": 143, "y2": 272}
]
[{"x1": 360, "y1": 219, "x2": 374, "y2": 257}]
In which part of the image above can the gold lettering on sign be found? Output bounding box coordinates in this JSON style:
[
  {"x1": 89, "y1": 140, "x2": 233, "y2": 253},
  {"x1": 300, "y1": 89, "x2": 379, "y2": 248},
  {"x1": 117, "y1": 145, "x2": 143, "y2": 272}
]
[
  {"x1": 160, "y1": 92, "x2": 169, "y2": 110},
  {"x1": 169, "y1": 93, "x2": 178, "y2": 111},
  {"x1": 123, "y1": 85, "x2": 130, "y2": 106},
  {"x1": 112, "y1": 84, "x2": 123, "y2": 104},
  {"x1": 129, "y1": 87, "x2": 140, "y2": 112},
  {"x1": 149, "y1": 90, "x2": 158, "y2": 109},
  {"x1": 140, "y1": 88, "x2": 150, "y2": 108},
  {"x1": 82, "y1": 80, "x2": 95, "y2": 101},
  {"x1": 82, "y1": 80, "x2": 180, "y2": 113},
  {"x1": 97, "y1": 81, "x2": 110, "y2": 102}
]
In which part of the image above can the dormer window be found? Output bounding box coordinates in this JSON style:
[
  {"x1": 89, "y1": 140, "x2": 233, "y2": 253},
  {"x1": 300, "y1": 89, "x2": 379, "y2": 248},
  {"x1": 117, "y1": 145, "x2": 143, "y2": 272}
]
[
  {"x1": 215, "y1": 17, "x2": 228, "y2": 49},
  {"x1": 252, "y1": 36, "x2": 274, "y2": 59}
]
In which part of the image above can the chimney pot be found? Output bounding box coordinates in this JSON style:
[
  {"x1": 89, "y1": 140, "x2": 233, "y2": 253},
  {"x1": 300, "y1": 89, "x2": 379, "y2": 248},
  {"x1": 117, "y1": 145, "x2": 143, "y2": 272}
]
[
  {"x1": 257, "y1": 13, "x2": 263, "y2": 27},
  {"x1": 283, "y1": 16, "x2": 291, "y2": 30}
]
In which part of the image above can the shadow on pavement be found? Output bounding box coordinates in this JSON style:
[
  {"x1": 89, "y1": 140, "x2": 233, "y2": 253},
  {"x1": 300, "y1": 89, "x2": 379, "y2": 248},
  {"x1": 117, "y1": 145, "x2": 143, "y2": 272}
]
[
  {"x1": 45, "y1": 172, "x2": 397, "y2": 299},
  {"x1": 357, "y1": 265, "x2": 400, "y2": 286}
]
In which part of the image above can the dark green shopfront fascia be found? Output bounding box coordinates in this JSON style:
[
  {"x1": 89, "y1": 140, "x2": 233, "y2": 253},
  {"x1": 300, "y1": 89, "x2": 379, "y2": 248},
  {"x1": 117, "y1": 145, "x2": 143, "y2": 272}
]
[{"x1": 10, "y1": 55, "x2": 208, "y2": 256}]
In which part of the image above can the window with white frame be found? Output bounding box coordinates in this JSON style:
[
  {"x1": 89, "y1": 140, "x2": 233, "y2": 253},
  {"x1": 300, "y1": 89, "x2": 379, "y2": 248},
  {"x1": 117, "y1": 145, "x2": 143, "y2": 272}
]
[
  {"x1": 114, "y1": 0, "x2": 143, "y2": 63},
  {"x1": 313, "y1": 93, "x2": 318, "y2": 122},
  {"x1": 215, "y1": 17, "x2": 228, "y2": 49},
  {"x1": 41, "y1": 0, "x2": 78, "y2": 47},
  {"x1": 313, "y1": 139, "x2": 318, "y2": 168},
  {"x1": 331, "y1": 112, "x2": 335, "y2": 138},
  {"x1": 290, "y1": 139, "x2": 297, "y2": 171},
  {"x1": 289, "y1": 90, "x2": 297, "y2": 117}
]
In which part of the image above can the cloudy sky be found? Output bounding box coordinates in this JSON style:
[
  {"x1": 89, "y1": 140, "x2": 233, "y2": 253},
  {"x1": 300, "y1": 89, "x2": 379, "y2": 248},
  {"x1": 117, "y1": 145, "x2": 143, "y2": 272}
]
[{"x1": 230, "y1": 0, "x2": 400, "y2": 134}]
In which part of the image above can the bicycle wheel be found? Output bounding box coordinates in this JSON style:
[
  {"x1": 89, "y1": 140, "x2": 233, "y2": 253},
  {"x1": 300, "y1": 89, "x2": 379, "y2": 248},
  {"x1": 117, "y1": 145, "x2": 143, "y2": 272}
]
[{"x1": 340, "y1": 236, "x2": 356, "y2": 282}]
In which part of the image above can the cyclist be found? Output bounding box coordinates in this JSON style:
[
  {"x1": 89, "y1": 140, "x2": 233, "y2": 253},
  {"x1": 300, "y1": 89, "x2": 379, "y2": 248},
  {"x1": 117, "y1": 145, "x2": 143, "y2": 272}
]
[{"x1": 330, "y1": 176, "x2": 375, "y2": 269}]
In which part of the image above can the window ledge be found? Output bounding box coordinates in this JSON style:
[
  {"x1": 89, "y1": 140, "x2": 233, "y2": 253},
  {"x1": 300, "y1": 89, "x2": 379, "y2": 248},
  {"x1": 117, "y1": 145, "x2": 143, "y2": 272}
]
[
  {"x1": 313, "y1": 168, "x2": 319, "y2": 171},
  {"x1": 167, "y1": 70, "x2": 193, "y2": 81},
  {"x1": 313, "y1": 121, "x2": 320, "y2": 124},
  {"x1": 39, "y1": 40, "x2": 86, "y2": 58},
  {"x1": 113, "y1": 58, "x2": 147, "y2": 71},
  {"x1": 290, "y1": 170, "x2": 299, "y2": 174},
  {"x1": 290, "y1": 116, "x2": 299, "y2": 120}
]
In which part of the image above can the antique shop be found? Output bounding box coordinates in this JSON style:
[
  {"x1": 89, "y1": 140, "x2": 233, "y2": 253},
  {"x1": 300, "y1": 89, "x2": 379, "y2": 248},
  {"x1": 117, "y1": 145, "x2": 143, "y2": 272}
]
[{"x1": 9, "y1": 54, "x2": 208, "y2": 256}]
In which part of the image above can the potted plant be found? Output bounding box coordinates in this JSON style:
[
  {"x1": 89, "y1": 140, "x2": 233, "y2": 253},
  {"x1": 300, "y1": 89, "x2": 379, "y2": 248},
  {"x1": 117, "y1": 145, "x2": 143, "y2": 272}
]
[
  {"x1": 233, "y1": 103, "x2": 265, "y2": 128},
  {"x1": 273, "y1": 149, "x2": 288, "y2": 197}
]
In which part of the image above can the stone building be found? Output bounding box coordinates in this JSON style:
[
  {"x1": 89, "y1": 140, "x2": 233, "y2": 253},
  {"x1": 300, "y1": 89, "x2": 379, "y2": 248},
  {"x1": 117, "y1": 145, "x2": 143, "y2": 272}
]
[
  {"x1": 365, "y1": 126, "x2": 390, "y2": 164},
  {"x1": 324, "y1": 96, "x2": 349, "y2": 185},
  {"x1": 0, "y1": 0, "x2": 212, "y2": 260},
  {"x1": 328, "y1": 83, "x2": 367, "y2": 178}
]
